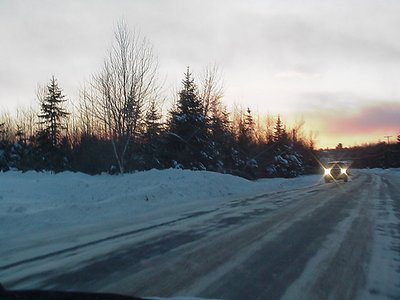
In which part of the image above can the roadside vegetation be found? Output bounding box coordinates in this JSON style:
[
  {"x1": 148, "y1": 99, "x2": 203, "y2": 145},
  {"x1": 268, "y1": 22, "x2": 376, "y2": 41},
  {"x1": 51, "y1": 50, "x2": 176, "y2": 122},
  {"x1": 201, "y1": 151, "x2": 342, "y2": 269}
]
[{"x1": 2, "y1": 22, "x2": 398, "y2": 178}]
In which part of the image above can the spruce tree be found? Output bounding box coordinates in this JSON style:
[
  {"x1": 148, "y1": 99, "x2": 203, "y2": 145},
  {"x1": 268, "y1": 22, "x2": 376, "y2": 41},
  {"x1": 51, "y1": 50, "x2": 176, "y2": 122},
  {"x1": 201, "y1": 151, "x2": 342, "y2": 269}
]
[
  {"x1": 244, "y1": 108, "x2": 255, "y2": 141},
  {"x1": 273, "y1": 115, "x2": 286, "y2": 142},
  {"x1": 208, "y1": 104, "x2": 233, "y2": 170},
  {"x1": 167, "y1": 67, "x2": 209, "y2": 168},
  {"x1": 268, "y1": 115, "x2": 304, "y2": 178},
  {"x1": 176, "y1": 67, "x2": 204, "y2": 117},
  {"x1": 210, "y1": 104, "x2": 231, "y2": 144},
  {"x1": 142, "y1": 100, "x2": 163, "y2": 168},
  {"x1": 238, "y1": 108, "x2": 255, "y2": 152},
  {"x1": 36, "y1": 76, "x2": 69, "y2": 171},
  {"x1": 38, "y1": 76, "x2": 69, "y2": 147},
  {"x1": 144, "y1": 100, "x2": 162, "y2": 141}
]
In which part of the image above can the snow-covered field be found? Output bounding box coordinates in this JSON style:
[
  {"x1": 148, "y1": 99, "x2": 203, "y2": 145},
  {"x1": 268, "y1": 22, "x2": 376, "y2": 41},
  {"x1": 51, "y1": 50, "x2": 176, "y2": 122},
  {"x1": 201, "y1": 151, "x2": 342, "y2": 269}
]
[{"x1": 0, "y1": 169, "x2": 322, "y2": 241}]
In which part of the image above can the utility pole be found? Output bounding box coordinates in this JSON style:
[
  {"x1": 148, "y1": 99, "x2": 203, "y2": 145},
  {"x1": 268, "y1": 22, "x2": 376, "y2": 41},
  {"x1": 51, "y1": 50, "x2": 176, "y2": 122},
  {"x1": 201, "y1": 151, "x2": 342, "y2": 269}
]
[
  {"x1": 384, "y1": 135, "x2": 392, "y2": 144},
  {"x1": 383, "y1": 135, "x2": 392, "y2": 168}
]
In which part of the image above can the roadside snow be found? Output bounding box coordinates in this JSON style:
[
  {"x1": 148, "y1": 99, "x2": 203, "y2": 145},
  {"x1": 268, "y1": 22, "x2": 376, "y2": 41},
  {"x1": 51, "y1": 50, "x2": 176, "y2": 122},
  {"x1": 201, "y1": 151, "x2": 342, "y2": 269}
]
[
  {"x1": 361, "y1": 167, "x2": 400, "y2": 178},
  {"x1": 358, "y1": 169, "x2": 400, "y2": 299},
  {"x1": 0, "y1": 169, "x2": 321, "y2": 242}
]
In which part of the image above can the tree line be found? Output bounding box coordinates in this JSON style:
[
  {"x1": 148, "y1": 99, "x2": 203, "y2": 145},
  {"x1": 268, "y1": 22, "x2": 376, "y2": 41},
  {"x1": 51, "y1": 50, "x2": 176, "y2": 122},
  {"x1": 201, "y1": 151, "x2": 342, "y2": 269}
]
[
  {"x1": 320, "y1": 141, "x2": 400, "y2": 169},
  {"x1": 0, "y1": 23, "x2": 319, "y2": 178}
]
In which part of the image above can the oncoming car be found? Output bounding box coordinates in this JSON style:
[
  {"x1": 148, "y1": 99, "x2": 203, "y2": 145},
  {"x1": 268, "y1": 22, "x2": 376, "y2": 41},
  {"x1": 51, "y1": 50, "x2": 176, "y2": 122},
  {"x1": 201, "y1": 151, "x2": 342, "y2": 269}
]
[{"x1": 323, "y1": 161, "x2": 350, "y2": 183}]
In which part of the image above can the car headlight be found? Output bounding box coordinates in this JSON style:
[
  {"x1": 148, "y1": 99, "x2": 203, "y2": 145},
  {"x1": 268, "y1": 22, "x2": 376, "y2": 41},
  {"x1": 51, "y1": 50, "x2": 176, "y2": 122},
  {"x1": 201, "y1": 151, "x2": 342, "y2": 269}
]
[
  {"x1": 324, "y1": 168, "x2": 332, "y2": 176},
  {"x1": 340, "y1": 168, "x2": 347, "y2": 175}
]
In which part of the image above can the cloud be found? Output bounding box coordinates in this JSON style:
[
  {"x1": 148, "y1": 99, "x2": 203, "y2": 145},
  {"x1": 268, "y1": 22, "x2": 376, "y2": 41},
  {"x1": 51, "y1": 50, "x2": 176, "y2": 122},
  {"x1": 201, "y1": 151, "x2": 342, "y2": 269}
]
[
  {"x1": 224, "y1": 1, "x2": 400, "y2": 71},
  {"x1": 323, "y1": 102, "x2": 400, "y2": 134},
  {"x1": 274, "y1": 70, "x2": 321, "y2": 80},
  {"x1": 1, "y1": 0, "x2": 400, "y2": 125}
]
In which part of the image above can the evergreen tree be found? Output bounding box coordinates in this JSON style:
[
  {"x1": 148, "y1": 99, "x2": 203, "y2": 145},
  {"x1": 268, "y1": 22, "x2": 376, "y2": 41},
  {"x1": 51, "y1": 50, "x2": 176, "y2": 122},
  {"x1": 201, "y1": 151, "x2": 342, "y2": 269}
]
[
  {"x1": 210, "y1": 104, "x2": 231, "y2": 146},
  {"x1": 238, "y1": 108, "x2": 255, "y2": 152},
  {"x1": 144, "y1": 100, "x2": 162, "y2": 141},
  {"x1": 244, "y1": 108, "x2": 255, "y2": 141},
  {"x1": 176, "y1": 67, "x2": 204, "y2": 117},
  {"x1": 15, "y1": 125, "x2": 25, "y2": 143},
  {"x1": 142, "y1": 100, "x2": 163, "y2": 168},
  {"x1": 208, "y1": 104, "x2": 234, "y2": 170},
  {"x1": 265, "y1": 114, "x2": 304, "y2": 178},
  {"x1": 38, "y1": 76, "x2": 69, "y2": 147},
  {"x1": 397, "y1": 132, "x2": 400, "y2": 144},
  {"x1": 36, "y1": 76, "x2": 69, "y2": 171},
  {"x1": 210, "y1": 106, "x2": 229, "y2": 139},
  {"x1": 167, "y1": 67, "x2": 209, "y2": 169},
  {"x1": 273, "y1": 115, "x2": 286, "y2": 142},
  {"x1": 230, "y1": 107, "x2": 259, "y2": 177}
]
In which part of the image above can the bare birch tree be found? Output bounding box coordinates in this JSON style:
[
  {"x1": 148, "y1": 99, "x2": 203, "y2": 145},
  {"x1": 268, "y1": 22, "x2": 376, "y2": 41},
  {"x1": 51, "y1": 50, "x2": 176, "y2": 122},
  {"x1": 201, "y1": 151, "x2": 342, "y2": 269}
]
[
  {"x1": 89, "y1": 22, "x2": 159, "y2": 173},
  {"x1": 198, "y1": 64, "x2": 224, "y2": 119},
  {"x1": 77, "y1": 86, "x2": 99, "y2": 137}
]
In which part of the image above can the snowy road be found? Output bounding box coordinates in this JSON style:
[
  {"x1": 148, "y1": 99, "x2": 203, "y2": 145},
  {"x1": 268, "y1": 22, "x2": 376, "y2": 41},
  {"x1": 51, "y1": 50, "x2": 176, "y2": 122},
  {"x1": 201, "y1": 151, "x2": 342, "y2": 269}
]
[{"x1": 1, "y1": 170, "x2": 399, "y2": 299}]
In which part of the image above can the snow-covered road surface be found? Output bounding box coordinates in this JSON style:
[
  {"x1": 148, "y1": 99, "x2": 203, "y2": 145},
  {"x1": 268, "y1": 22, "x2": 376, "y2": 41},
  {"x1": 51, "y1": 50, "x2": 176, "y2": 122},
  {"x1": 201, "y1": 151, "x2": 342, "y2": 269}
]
[{"x1": 1, "y1": 169, "x2": 399, "y2": 299}]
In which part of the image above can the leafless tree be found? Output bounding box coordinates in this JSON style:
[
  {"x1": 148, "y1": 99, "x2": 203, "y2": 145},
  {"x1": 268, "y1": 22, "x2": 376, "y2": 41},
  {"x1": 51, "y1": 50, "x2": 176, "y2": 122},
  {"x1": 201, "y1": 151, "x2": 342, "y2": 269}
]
[
  {"x1": 288, "y1": 118, "x2": 306, "y2": 143},
  {"x1": 15, "y1": 105, "x2": 39, "y2": 140},
  {"x1": 0, "y1": 112, "x2": 14, "y2": 142},
  {"x1": 35, "y1": 84, "x2": 47, "y2": 132},
  {"x1": 198, "y1": 64, "x2": 224, "y2": 119},
  {"x1": 265, "y1": 114, "x2": 275, "y2": 143},
  {"x1": 307, "y1": 130, "x2": 319, "y2": 150},
  {"x1": 77, "y1": 86, "x2": 99, "y2": 137},
  {"x1": 89, "y1": 22, "x2": 159, "y2": 173}
]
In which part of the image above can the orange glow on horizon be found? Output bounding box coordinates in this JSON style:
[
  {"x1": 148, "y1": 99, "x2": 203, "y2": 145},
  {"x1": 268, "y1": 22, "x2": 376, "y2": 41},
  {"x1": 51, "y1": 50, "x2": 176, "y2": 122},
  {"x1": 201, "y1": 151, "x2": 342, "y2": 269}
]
[
  {"x1": 301, "y1": 116, "x2": 399, "y2": 149},
  {"x1": 315, "y1": 133, "x2": 394, "y2": 149}
]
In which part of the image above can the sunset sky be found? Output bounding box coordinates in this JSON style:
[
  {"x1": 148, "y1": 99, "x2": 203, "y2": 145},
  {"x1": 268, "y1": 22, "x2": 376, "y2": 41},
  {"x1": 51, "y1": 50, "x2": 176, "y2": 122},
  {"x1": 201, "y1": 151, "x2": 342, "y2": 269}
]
[{"x1": 0, "y1": 0, "x2": 399, "y2": 148}]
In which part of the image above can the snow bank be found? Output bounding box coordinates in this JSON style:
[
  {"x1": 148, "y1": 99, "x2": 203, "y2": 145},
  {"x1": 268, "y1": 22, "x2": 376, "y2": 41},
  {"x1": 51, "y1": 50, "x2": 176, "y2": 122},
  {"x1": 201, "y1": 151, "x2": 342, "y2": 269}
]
[
  {"x1": 362, "y1": 167, "x2": 400, "y2": 178},
  {"x1": 0, "y1": 169, "x2": 321, "y2": 240}
]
